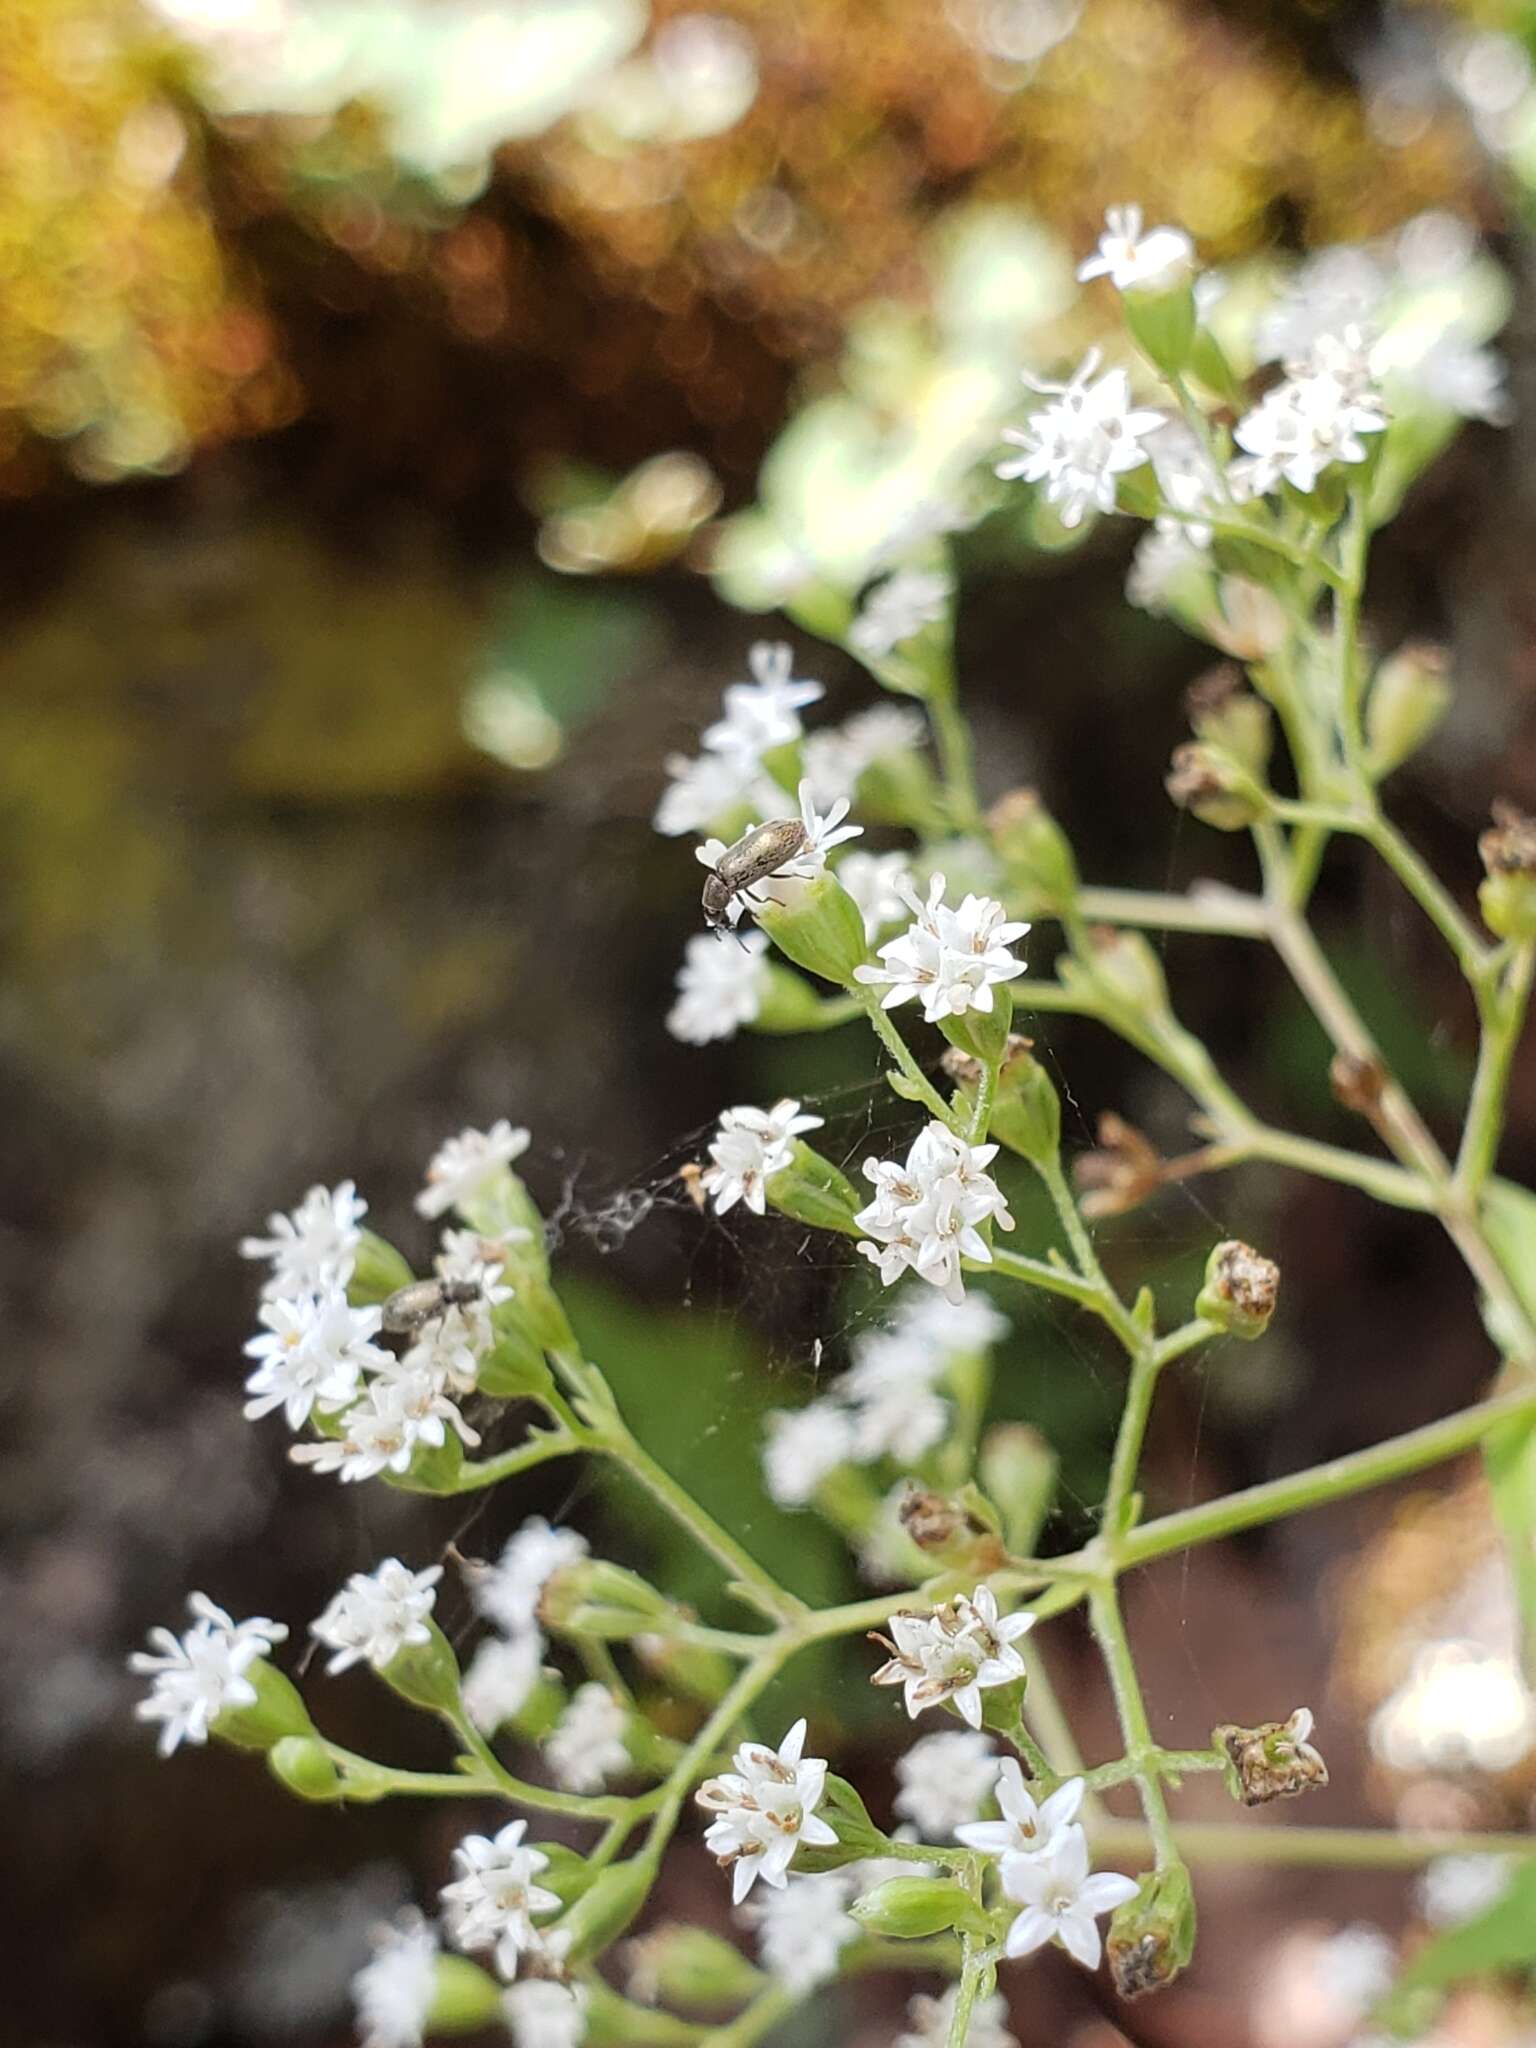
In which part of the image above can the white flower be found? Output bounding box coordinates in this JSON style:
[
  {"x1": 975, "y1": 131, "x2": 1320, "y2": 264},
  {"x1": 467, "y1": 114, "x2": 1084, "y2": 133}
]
[
  {"x1": 893, "y1": 1730, "x2": 998, "y2": 1837},
  {"x1": 309, "y1": 1558, "x2": 443, "y2": 1675},
  {"x1": 955, "y1": 1760, "x2": 1084, "y2": 1858},
  {"x1": 429, "y1": 1228, "x2": 516, "y2": 1370},
  {"x1": 242, "y1": 1289, "x2": 388, "y2": 1430},
  {"x1": 1077, "y1": 205, "x2": 1194, "y2": 293},
  {"x1": 838, "y1": 850, "x2": 919, "y2": 940},
  {"x1": 788, "y1": 777, "x2": 863, "y2": 873},
  {"x1": 1411, "y1": 333, "x2": 1511, "y2": 424},
  {"x1": 1148, "y1": 420, "x2": 1220, "y2": 549},
  {"x1": 544, "y1": 1683, "x2": 630, "y2": 1793},
  {"x1": 352, "y1": 1912, "x2": 440, "y2": 2048},
  {"x1": 367, "y1": 1350, "x2": 483, "y2": 1449},
  {"x1": 848, "y1": 568, "x2": 954, "y2": 660},
  {"x1": 1417, "y1": 1852, "x2": 1514, "y2": 1928},
  {"x1": 289, "y1": 1372, "x2": 477, "y2": 1484},
  {"x1": 240, "y1": 1180, "x2": 367, "y2": 1299},
  {"x1": 696, "y1": 1717, "x2": 839, "y2": 1904},
  {"x1": 654, "y1": 746, "x2": 779, "y2": 838},
  {"x1": 740, "y1": 1872, "x2": 858, "y2": 1992},
  {"x1": 416, "y1": 1121, "x2": 530, "y2": 1221},
  {"x1": 700, "y1": 1097, "x2": 823, "y2": 1217},
  {"x1": 129, "y1": 1593, "x2": 288, "y2": 1757},
  {"x1": 897, "y1": 1987, "x2": 1018, "y2": 2048},
  {"x1": 1314, "y1": 1924, "x2": 1397, "y2": 2018},
  {"x1": 462, "y1": 1632, "x2": 545, "y2": 1734},
  {"x1": 803, "y1": 708, "x2": 928, "y2": 808},
  {"x1": 472, "y1": 1519, "x2": 589, "y2": 1636},
  {"x1": 702, "y1": 641, "x2": 824, "y2": 759},
  {"x1": 838, "y1": 1336, "x2": 950, "y2": 1464},
  {"x1": 1231, "y1": 327, "x2": 1388, "y2": 496},
  {"x1": 439, "y1": 1820, "x2": 561, "y2": 1981},
  {"x1": 1000, "y1": 1828, "x2": 1139, "y2": 1968},
  {"x1": 854, "y1": 873, "x2": 1028, "y2": 1023},
  {"x1": 871, "y1": 1587, "x2": 1036, "y2": 1728},
  {"x1": 762, "y1": 1400, "x2": 856, "y2": 1506},
  {"x1": 856, "y1": 1121, "x2": 1015, "y2": 1305},
  {"x1": 1126, "y1": 524, "x2": 1210, "y2": 615},
  {"x1": 997, "y1": 351, "x2": 1166, "y2": 528},
  {"x1": 1256, "y1": 244, "x2": 1387, "y2": 365},
  {"x1": 502, "y1": 1981, "x2": 586, "y2": 2048},
  {"x1": 667, "y1": 929, "x2": 770, "y2": 1045},
  {"x1": 891, "y1": 1287, "x2": 1010, "y2": 1355}
]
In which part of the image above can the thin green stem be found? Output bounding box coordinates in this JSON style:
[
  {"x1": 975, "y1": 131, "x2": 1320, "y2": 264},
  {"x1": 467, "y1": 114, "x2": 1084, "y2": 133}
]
[
  {"x1": 1088, "y1": 1582, "x2": 1180, "y2": 1870},
  {"x1": 854, "y1": 987, "x2": 958, "y2": 1126},
  {"x1": 1080, "y1": 1748, "x2": 1225, "y2": 1792},
  {"x1": 926, "y1": 671, "x2": 984, "y2": 835},
  {"x1": 320, "y1": 1746, "x2": 499, "y2": 1799},
  {"x1": 437, "y1": 1428, "x2": 584, "y2": 1493},
  {"x1": 945, "y1": 1939, "x2": 987, "y2": 2048},
  {"x1": 1075, "y1": 885, "x2": 1270, "y2": 939},
  {"x1": 1032, "y1": 1151, "x2": 1144, "y2": 1355},
  {"x1": 641, "y1": 1652, "x2": 786, "y2": 1866},
  {"x1": 706, "y1": 1983, "x2": 801, "y2": 2048},
  {"x1": 1456, "y1": 939, "x2": 1536, "y2": 1201},
  {"x1": 445, "y1": 1713, "x2": 647, "y2": 1820},
  {"x1": 985, "y1": 1243, "x2": 1102, "y2": 1311},
  {"x1": 1091, "y1": 1820, "x2": 1536, "y2": 1870}
]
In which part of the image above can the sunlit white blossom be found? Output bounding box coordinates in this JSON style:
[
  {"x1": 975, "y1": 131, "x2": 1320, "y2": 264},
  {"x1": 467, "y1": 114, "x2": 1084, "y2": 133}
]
[
  {"x1": 897, "y1": 1986, "x2": 1018, "y2": 2048},
  {"x1": 740, "y1": 1872, "x2": 859, "y2": 1991},
  {"x1": 545, "y1": 1683, "x2": 630, "y2": 1793},
  {"x1": 1000, "y1": 1829, "x2": 1139, "y2": 1968},
  {"x1": 243, "y1": 1288, "x2": 389, "y2": 1430},
  {"x1": 871, "y1": 1586, "x2": 1036, "y2": 1727},
  {"x1": 352, "y1": 1912, "x2": 440, "y2": 2048},
  {"x1": 439, "y1": 1819, "x2": 561, "y2": 1981},
  {"x1": 240, "y1": 1180, "x2": 367, "y2": 1299},
  {"x1": 289, "y1": 1371, "x2": 477, "y2": 1484},
  {"x1": 762, "y1": 1399, "x2": 856, "y2": 1506},
  {"x1": 667, "y1": 929, "x2": 770, "y2": 1044},
  {"x1": 417, "y1": 1121, "x2": 530, "y2": 1221},
  {"x1": 856, "y1": 1121, "x2": 1015, "y2": 1304},
  {"x1": 130, "y1": 1593, "x2": 288, "y2": 1757},
  {"x1": 1077, "y1": 205, "x2": 1194, "y2": 293},
  {"x1": 700, "y1": 1098, "x2": 823, "y2": 1216},
  {"x1": 849, "y1": 568, "x2": 954, "y2": 660},
  {"x1": 502, "y1": 1980, "x2": 586, "y2": 2048},
  {"x1": 997, "y1": 350, "x2": 1165, "y2": 528},
  {"x1": 854, "y1": 873, "x2": 1027, "y2": 1023},
  {"x1": 1232, "y1": 328, "x2": 1388, "y2": 496},
  {"x1": 696, "y1": 1717, "x2": 839, "y2": 1903},
  {"x1": 955, "y1": 1759, "x2": 1084, "y2": 1859},
  {"x1": 473, "y1": 1519, "x2": 590, "y2": 1637},
  {"x1": 702, "y1": 641, "x2": 824, "y2": 759},
  {"x1": 836, "y1": 851, "x2": 919, "y2": 938},
  {"x1": 893, "y1": 1729, "x2": 997, "y2": 1837},
  {"x1": 654, "y1": 746, "x2": 779, "y2": 838},
  {"x1": 462, "y1": 1632, "x2": 545, "y2": 1735},
  {"x1": 310, "y1": 1558, "x2": 443, "y2": 1675}
]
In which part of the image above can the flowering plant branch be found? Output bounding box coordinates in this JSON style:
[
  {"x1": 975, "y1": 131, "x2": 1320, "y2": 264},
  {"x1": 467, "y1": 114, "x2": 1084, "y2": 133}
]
[{"x1": 135, "y1": 204, "x2": 1536, "y2": 2048}]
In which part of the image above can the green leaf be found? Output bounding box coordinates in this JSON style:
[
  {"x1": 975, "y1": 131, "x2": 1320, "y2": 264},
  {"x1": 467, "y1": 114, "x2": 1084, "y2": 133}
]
[{"x1": 1379, "y1": 1857, "x2": 1536, "y2": 2030}]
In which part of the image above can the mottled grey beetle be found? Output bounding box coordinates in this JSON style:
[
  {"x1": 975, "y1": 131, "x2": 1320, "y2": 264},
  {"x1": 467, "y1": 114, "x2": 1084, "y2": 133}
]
[
  {"x1": 381, "y1": 1276, "x2": 484, "y2": 1336},
  {"x1": 700, "y1": 817, "x2": 808, "y2": 932}
]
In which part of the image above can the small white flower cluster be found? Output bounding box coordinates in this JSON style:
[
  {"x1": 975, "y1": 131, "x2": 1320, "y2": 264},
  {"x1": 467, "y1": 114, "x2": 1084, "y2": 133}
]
[
  {"x1": 351, "y1": 1912, "x2": 440, "y2": 2048},
  {"x1": 762, "y1": 1289, "x2": 1010, "y2": 1506},
  {"x1": 667, "y1": 927, "x2": 771, "y2": 1045},
  {"x1": 848, "y1": 567, "x2": 954, "y2": 661},
  {"x1": 1231, "y1": 327, "x2": 1389, "y2": 497},
  {"x1": 1077, "y1": 204, "x2": 1194, "y2": 295},
  {"x1": 238, "y1": 1130, "x2": 526, "y2": 1486},
  {"x1": 656, "y1": 641, "x2": 821, "y2": 839},
  {"x1": 310, "y1": 1559, "x2": 443, "y2": 1676},
  {"x1": 695, "y1": 1716, "x2": 839, "y2": 1904},
  {"x1": 460, "y1": 1516, "x2": 582, "y2": 1738},
  {"x1": 737, "y1": 1870, "x2": 861, "y2": 1993},
  {"x1": 544, "y1": 1681, "x2": 631, "y2": 1793},
  {"x1": 872, "y1": 1584, "x2": 1035, "y2": 1728},
  {"x1": 439, "y1": 1818, "x2": 562, "y2": 1980},
  {"x1": 857, "y1": 1121, "x2": 1015, "y2": 1304},
  {"x1": 958, "y1": 1757, "x2": 1138, "y2": 1969},
  {"x1": 836, "y1": 846, "x2": 919, "y2": 939},
  {"x1": 892, "y1": 1727, "x2": 999, "y2": 1837},
  {"x1": 802, "y1": 703, "x2": 928, "y2": 812},
  {"x1": 129, "y1": 1593, "x2": 288, "y2": 1757},
  {"x1": 855, "y1": 872, "x2": 1029, "y2": 1022},
  {"x1": 997, "y1": 348, "x2": 1166, "y2": 529},
  {"x1": 699, "y1": 1097, "x2": 823, "y2": 1216},
  {"x1": 897, "y1": 1985, "x2": 1018, "y2": 2048}
]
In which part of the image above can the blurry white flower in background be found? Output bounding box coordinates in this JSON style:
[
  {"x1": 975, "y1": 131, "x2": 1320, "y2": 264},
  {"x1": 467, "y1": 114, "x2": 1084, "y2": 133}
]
[{"x1": 1370, "y1": 1639, "x2": 1536, "y2": 1774}]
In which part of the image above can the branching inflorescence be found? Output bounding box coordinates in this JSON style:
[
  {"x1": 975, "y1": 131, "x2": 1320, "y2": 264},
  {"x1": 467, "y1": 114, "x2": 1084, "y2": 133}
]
[{"x1": 134, "y1": 205, "x2": 1536, "y2": 2048}]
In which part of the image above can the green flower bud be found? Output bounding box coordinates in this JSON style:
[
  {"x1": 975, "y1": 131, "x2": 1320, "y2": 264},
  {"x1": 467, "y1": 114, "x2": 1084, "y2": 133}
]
[
  {"x1": 267, "y1": 1735, "x2": 343, "y2": 1801},
  {"x1": 752, "y1": 963, "x2": 851, "y2": 1034},
  {"x1": 632, "y1": 1631, "x2": 737, "y2": 1706},
  {"x1": 986, "y1": 788, "x2": 1078, "y2": 913},
  {"x1": 1124, "y1": 276, "x2": 1197, "y2": 378},
  {"x1": 1479, "y1": 802, "x2": 1536, "y2": 941},
  {"x1": 1108, "y1": 1865, "x2": 1197, "y2": 1998},
  {"x1": 426, "y1": 1956, "x2": 504, "y2": 2035},
  {"x1": 766, "y1": 1140, "x2": 863, "y2": 1236},
  {"x1": 348, "y1": 1231, "x2": 416, "y2": 1306},
  {"x1": 1207, "y1": 576, "x2": 1288, "y2": 661},
  {"x1": 791, "y1": 1772, "x2": 891, "y2": 1872},
  {"x1": 938, "y1": 984, "x2": 1015, "y2": 1067},
  {"x1": 1365, "y1": 641, "x2": 1451, "y2": 779},
  {"x1": 1185, "y1": 664, "x2": 1273, "y2": 780},
  {"x1": 755, "y1": 872, "x2": 870, "y2": 985},
  {"x1": 381, "y1": 1618, "x2": 462, "y2": 1713},
  {"x1": 554, "y1": 1857, "x2": 654, "y2": 1965},
  {"x1": 212, "y1": 1657, "x2": 316, "y2": 1753},
  {"x1": 1188, "y1": 324, "x2": 1244, "y2": 407},
  {"x1": 897, "y1": 1486, "x2": 1007, "y2": 1577},
  {"x1": 1063, "y1": 926, "x2": 1171, "y2": 1023},
  {"x1": 856, "y1": 748, "x2": 943, "y2": 831},
  {"x1": 978, "y1": 1423, "x2": 1058, "y2": 1555},
  {"x1": 1196, "y1": 1239, "x2": 1280, "y2": 1338},
  {"x1": 978, "y1": 1672, "x2": 1028, "y2": 1737},
  {"x1": 540, "y1": 1560, "x2": 675, "y2": 1640},
  {"x1": 850, "y1": 1875, "x2": 986, "y2": 1940},
  {"x1": 623, "y1": 1923, "x2": 764, "y2": 2015},
  {"x1": 1165, "y1": 740, "x2": 1267, "y2": 831}
]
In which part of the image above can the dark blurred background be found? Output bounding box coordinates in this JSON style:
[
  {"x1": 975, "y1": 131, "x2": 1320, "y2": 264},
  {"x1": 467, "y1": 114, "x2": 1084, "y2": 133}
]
[{"x1": 6, "y1": 2, "x2": 1536, "y2": 2044}]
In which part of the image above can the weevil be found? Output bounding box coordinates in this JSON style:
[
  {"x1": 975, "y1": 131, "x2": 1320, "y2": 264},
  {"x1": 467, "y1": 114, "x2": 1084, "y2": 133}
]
[
  {"x1": 381, "y1": 1276, "x2": 485, "y2": 1336},
  {"x1": 700, "y1": 817, "x2": 808, "y2": 931}
]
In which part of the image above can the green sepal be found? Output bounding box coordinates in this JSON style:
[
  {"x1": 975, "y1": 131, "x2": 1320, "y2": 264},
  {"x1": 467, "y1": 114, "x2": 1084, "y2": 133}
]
[
  {"x1": 212, "y1": 1657, "x2": 316, "y2": 1753},
  {"x1": 380, "y1": 1618, "x2": 462, "y2": 1712},
  {"x1": 850, "y1": 1875, "x2": 987, "y2": 1940}
]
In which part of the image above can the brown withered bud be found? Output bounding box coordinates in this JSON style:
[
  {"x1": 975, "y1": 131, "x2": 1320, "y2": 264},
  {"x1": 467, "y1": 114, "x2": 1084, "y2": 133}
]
[
  {"x1": 1197, "y1": 1239, "x2": 1280, "y2": 1337},
  {"x1": 1480, "y1": 800, "x2": 1536, "y2": 876},
  {"x1": 1074, "y1": 1112, "x2": 1165, "y2": 1220},
  {"x1": 1184, "y1": 661, "x2": 1245, "y2": 725},
  {"x1": 897, "y1": 1487, "x2": 1006, "y2": 1574},
  {"x1": 1165, "y1": 742, "x2": 1262, "y2": 830},
  {"x1": 677, "y1": 1161, "x2": 708, "y2": 1212},
  {"x1": 1330, "y1": 1051, "x2": 1387, "y2": 1116},
  {"x1": 1214, "y1": 1707, "x2": 1329, "y2": 1806},
  {"x1": 1106, "y1": 1867, "x2": 1196, "y2": 1999},
  {"x1": 941, "y1": 1033, "x2": 1034, "y2": 1090}
]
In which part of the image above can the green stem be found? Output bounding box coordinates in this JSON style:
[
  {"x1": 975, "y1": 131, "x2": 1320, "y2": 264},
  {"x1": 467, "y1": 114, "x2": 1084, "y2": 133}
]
[
  {"x1": 438, "y1": 1428, "x2": 584, "y2": 1493},
  {"x1": 1455, "y1": 940, "x2": 1536, "y2": 1201},
  {"x1": 985, "y1": 1244, "x2": 1103, "y2": 1311},
  {"x1": 1088, "y1": 1582, "x2": 1180, "y2": 1870},
  {"x1": 945, "y1": 1938, "x2": 987, "y2": 2048},
  {"x1": 926, "y1": 672, "x2": 984, "y2": 835},
  {"x1": 1032, "y1": 1151, "x2": 1144, "y2": 1355},
  {"x1": 1080, "y1": 1748, "x2": 1225, "y2": 1792},
  {"x1": 321, "y1": 1746, "x2": 500, "y2": 1799},
  {"x1": 641, "y1": 1652, "x2": 786, "y2": 1866},
  {"x1": 445, "y1": 1713, "x2": 649, "y2": 1821},
  {"x1": 1075, "y1": 885, "x2": 1269, "y2": 939},
  {"x1": 854, "y1": 987, "x2": 958, "y2": 1126},
  {"x1": 1091, "y1": 1820, "x2": 1536, "y2": 1870},
  {"x1": 706, "y1": 1984, "x2": 801, "y2": 2048}
]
